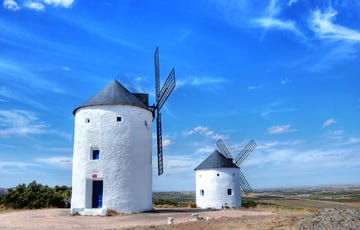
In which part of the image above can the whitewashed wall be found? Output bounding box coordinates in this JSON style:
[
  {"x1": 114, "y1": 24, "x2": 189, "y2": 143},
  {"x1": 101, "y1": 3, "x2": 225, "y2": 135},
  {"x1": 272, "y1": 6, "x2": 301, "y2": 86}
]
[
  {"x1": 71, "y1": 105, "x2": 153, "y2": 214},
  {"x1": 195, "y1": 168, "x2": 241, "y2": 209}
]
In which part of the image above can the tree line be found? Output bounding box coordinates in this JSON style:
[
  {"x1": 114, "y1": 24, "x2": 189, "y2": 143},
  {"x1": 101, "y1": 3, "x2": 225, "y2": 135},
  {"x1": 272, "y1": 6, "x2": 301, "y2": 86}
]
[{"x1": 0, "y1": 181, "x2": 71, "y2": 209}]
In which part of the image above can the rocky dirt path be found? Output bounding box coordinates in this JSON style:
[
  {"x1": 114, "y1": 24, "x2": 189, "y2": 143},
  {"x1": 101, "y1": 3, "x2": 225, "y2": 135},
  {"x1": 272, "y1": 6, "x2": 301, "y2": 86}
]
[{"x1": 0, "y1": 208, "x2": 277, "y2": 229}]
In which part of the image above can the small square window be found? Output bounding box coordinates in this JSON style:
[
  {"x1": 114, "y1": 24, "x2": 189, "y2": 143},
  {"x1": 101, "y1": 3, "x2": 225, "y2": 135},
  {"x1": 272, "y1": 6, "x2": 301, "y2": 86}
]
[
  {"x1": 92, "y1": 150, "x2": 100, "y2": 160},
  {"x1": 227, "y1": 189, "x2": 232, "y2": 195},
  {"x1": 117, "y1": 116, "x2": 122, "y2": 122},
  {"x1": 200, "y1": 189, "x2": 204, "y2": 196},
  {"x1": 85, "y1": 118, "x2": 90, "y2": 123}
]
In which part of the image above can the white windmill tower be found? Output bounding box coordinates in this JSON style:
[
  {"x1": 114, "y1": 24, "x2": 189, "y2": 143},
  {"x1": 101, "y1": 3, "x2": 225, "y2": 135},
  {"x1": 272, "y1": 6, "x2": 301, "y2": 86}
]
[
  {"x1": 70, "y1": 47, "x2": 175, "y2": 215},
  {"x1": 194, "y1": 139, "x2": 256, "y2": 209}
]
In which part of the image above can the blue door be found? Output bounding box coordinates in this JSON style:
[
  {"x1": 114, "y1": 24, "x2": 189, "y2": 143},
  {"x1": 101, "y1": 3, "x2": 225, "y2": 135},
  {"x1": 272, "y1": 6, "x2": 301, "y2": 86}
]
[{"x1": 92, "y1": 180, "x2": 103, "y2": 208}]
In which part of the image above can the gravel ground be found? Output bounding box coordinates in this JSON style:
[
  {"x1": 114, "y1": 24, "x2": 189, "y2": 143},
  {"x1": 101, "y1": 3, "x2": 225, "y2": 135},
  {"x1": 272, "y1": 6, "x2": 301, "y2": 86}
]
[{"x1": 297, "y1": 208, "x2": 360, "y2": 230}]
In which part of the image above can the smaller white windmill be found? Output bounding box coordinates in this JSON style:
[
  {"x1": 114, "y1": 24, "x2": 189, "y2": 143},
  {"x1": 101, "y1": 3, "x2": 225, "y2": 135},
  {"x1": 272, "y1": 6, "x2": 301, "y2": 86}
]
[{"x1": 194, "y1": 139, "x2": 256, "y2": 209}]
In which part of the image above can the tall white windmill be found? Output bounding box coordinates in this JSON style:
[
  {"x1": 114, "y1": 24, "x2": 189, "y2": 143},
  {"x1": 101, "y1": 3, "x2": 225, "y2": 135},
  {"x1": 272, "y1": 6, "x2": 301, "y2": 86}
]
[
  {"x1": 70, "y1": 47, "x2": 175, "y2": 215},
  {"x1": 194, "y1": 139, "x2": 256, "y2": 209}
]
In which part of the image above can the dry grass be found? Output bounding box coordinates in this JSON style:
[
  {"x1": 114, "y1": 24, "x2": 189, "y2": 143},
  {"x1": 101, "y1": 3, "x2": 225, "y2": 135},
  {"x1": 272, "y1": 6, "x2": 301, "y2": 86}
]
[
  {"x1": 187, "y1": 202, "x2": 196, "y2": 208},
  {"x1": 259, "y1": 198, "x2": 360, "y2": 211}
]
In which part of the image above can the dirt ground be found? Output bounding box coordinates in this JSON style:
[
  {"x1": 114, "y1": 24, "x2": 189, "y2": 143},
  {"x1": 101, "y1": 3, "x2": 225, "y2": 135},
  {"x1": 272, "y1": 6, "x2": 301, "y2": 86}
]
[
  {"x1": 346, "y1": 202, "x2": 360, "y2": 205},
  {"x1": 0, "y1": 207, "x2": 313, "y2": 230}
]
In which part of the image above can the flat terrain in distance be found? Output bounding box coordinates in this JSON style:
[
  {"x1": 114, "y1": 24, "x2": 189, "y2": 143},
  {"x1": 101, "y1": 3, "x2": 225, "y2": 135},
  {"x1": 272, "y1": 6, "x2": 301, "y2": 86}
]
[{"x1": 251, "y1": 184, "x2": 360, "y2": 211}]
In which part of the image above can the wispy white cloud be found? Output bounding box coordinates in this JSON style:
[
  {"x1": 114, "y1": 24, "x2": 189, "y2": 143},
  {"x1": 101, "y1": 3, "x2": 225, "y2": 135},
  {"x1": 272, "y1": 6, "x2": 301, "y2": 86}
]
[
  {"x1": 187, "y1": 126, "x2": 226, "y2": 140},
  {"x1": 309, "y1": 7, "x2": 360, "y2": 42},
  {"x1": 267, "y1": 0, "x2": 279, "y2": 17},
  {"x1": 3, "y1": 0, "x2": 73, "y2": 11},
  {"x1": 252, "y1": 0, "x2": 304, "y2": 38},
  {"x1": 254, "y1": 17, "x2": 303, "y2": 37},
  {"x1": 0, "y1": 59, "x2": 67, "y2": 95},
  {"x1": 0, "y1": 87, "x2": 47, "y2": 110},
  {"x1": 255, "y1": 140, "x2": 304, "y2": 150},
  {"x1": 177, "y1": 76, "x2": 226, "y2": 88},
  {"x1": 345, "y1": 137, "x2": 360, "y2": 145},
  {"x1": 0, "y1": 161, "x2": 38, "y2": 168},
  {"x1": 307, "y1": 41, "x2": 358, "y2": 73},
  {"x1": 178, "y1": 29, "x2": 191, "y2": 42},
  {"x1": 327, "y1": 130, "x2": 345, "y2": 140},
  {"x1": 0, "y1": 160, "x2": 38, "y2": 178},
  {"x1": 153, "y1": 154, "x2": 200, "y2": 190},
  {"x1": 35, "y1": 156, "x2": 72, "y2": 169},
  {"x1": 288, "y1": 0, "x2": 298, "y2": 7},
  {"x1": 0, "y1": 110, "x2": 48, "y2": 137},
  {"x1": 0, "y1": 110, "x2": 71, "y2": 140},
  {"x1": 165, "y1": 156, "x2": 197, "y2": 171},
  {"x1": 281, "y1": 77, "x2": 290, "y2": 85},
  {"x1": 192, "y1": 145, "x2": 216, "y2": 156},
  {"x1": 323, "y1": 118, "x2": 336, "y2": 127},
  {"x1": 248, "y1": 84, "x2": 263, "y2": 90},
  {"x1": 248, "y1": 144, "x2": 360, "y2": 170},
  {"x1": 24, "y1": 1, "x2": 45, "y2": 11},
  {"x1": 261, "y1": 100, "x2": 299, "y2": 119},
  {"x1": 57, "y1": 15, "x2": 145, "y2": 52},
  {"x1": 33, "y1": 145, "x2": 73, "y2": 153},
  {"x1": 243, "y1": 140, "x2": 360, "y2": 188},
  {"x1": 43, "y1": 0, "x2": 73, "y2": 8},
  {"x1": 162, "y1": 139, "x2": 174, "y2": 148},
  {"x1": 209, "y1": 0, "x2": 304, "y2": 38},
  {"x1": 3, "y1": 0, "x2": 19, "y2": 10},
  {"x1": 268, "y1": 124, "x2": 295, "y2": 134},
  {"x1": 61, "y1": 66, "x2": 70, "y2": 71}
]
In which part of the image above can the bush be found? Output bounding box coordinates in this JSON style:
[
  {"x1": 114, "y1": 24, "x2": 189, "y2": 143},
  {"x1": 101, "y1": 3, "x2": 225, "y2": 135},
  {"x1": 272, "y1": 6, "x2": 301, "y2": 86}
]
[
  {"x1": 0, "y1": 181, "x2": 71, "y2": 209},
  {"x1": 242, "y1": 199, "x2": 257, "y2": 208},
  {"x1": 187, "y1": 202, "x2": 196, "y2": 208},
  {"x1": 153, "y1": 198, "x2": 178, "y2": 206}
]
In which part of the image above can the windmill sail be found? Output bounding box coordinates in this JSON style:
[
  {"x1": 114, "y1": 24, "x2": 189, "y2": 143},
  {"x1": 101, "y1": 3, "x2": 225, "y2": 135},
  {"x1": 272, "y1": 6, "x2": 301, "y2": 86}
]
[
  {"x1": 215, "y1": 139, "x2": 256, "y2": 195},
  {"x1": 156, "y1": 113, "x2": 163, "y2": 175},
  {"x1": 234, "y1": 139, "x2": 257, "y2": 166},
  {"x1": 157, "y1": 68, "x2": 175, "y2": 111},
  {"x1": 154, "y1": 47, "x2": 160, "y2": 102},
  {"x1": 216, "y1": 139, "x2": 232, "y2": 159},
  {"x1": 239, "y1": 169, "x2": 253, "y2": 194},
  {"x1": 153, "y1": 47, "x2": 176, "y2": 176}
]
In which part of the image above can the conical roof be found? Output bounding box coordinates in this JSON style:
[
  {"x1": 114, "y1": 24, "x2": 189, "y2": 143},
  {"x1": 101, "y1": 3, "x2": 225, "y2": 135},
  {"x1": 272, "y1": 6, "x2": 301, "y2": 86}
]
[
  {"x1": 194, "y1": 150, "x2": 239, "y2": 170},
  {"x1": 73, "y1": 80, "x2": 149, "y2": 114}
]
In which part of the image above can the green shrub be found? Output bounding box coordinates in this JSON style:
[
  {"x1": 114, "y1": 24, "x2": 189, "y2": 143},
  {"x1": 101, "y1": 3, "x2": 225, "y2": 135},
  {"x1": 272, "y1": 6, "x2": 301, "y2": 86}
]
[
  {"x1": 242, "y1": 199, "x2": 257, "y2": 208},
  {"x1": 153, "y1": 198, "x2": 178, "y2": 206},
  {"x1": 0, "y1": 181, "x2": 71, "y2": 209}
]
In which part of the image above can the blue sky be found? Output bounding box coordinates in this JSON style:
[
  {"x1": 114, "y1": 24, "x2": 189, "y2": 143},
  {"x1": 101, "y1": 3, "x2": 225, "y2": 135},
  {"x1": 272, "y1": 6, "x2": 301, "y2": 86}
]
[{"x1": 1, "y1": 0, "x2": 359, "y2": 191}]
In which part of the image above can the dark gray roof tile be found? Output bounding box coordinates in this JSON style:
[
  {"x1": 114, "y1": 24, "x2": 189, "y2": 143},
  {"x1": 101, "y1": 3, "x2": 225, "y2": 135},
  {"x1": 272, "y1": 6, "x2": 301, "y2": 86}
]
[
  {"x1": 194, "y1": 150, "x2": 239, "y2": 170},
  {"x1": 73, "y1": 80, "x2": 150, "y2": 114}
]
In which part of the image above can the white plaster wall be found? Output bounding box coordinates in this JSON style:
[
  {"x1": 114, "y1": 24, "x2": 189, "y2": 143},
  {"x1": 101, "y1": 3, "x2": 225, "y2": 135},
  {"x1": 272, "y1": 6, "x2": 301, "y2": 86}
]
[
  {"x1": 71, "y1": 105, "x2": 153, "y2": 213},
  {"x1": 195, "y1": 168, "x2": 241, "y2": 209}
]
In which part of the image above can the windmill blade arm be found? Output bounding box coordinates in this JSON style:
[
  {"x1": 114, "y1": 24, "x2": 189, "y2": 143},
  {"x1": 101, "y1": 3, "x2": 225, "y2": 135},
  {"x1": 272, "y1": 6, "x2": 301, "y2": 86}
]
[
  {"x1": 216, "y1": 139, "x2": 232, "y2": 159},
  {"x1": 234, "y1": 139, "x2": 257, "y2": 165},
  {"x1": 239, "y1": 169, "x2": 253, "y2": 195},
  {"x1": 157, "y1": 68, "x2": 175, "y2": 110},
  {"x1": 156, "y1": 113, "x2": 164, "y2": 175},
  {"x1": 154, "y1": 47, "x2": 160, "y2": 102}
]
